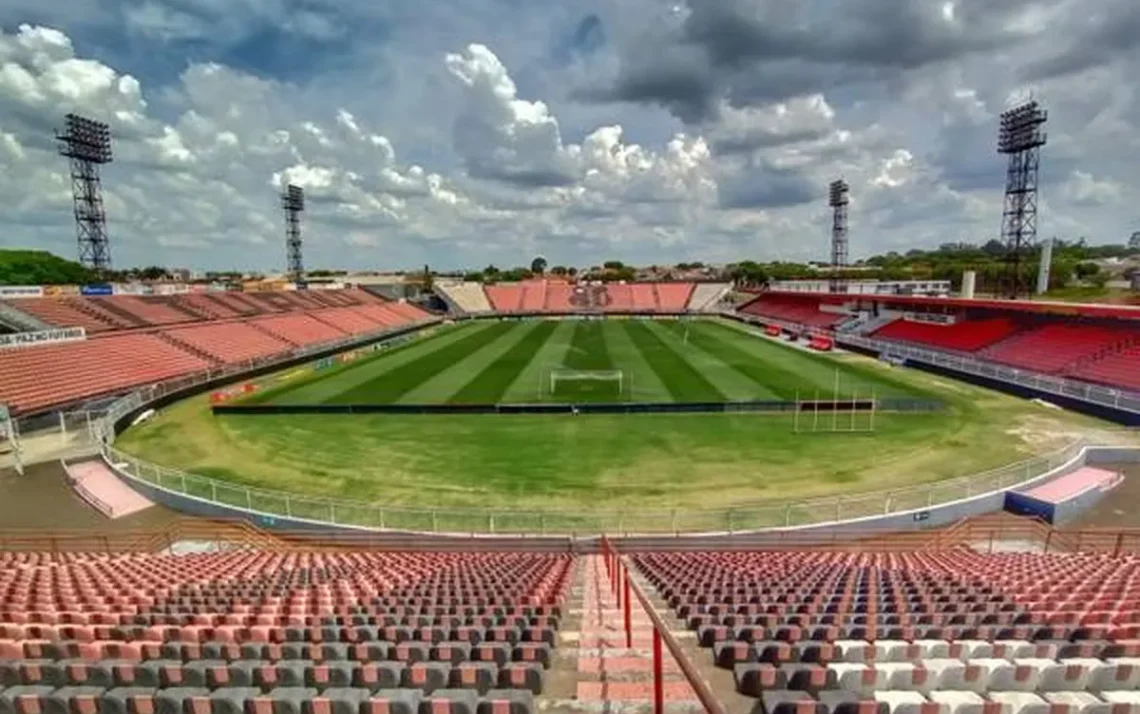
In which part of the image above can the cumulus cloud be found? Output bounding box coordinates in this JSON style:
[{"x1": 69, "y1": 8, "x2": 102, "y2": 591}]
[
  {"x1": 444, "y1": 43, "x2": 717, "y2": 210},
  {"x1": 1, "y1": 0, "x2": 1138, "y2": 271},
  {"x1": 0, "y1": 23, "x2": 470, "y2": 269}
]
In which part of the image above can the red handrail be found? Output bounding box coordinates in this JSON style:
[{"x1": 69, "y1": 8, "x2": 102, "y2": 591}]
[{"x1": 601, "y1": 536, "x2": 726, "y2": 714}]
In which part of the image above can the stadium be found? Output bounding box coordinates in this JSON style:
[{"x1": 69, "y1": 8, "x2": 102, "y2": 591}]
[{"x1": 3, "y1": 16, "x2": 1140, "y2": 714}]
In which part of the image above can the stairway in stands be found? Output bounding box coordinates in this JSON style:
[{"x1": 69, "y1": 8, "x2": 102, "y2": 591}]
[{"x1": 555, "y1": 554, "x2": 700, "y2": 711}]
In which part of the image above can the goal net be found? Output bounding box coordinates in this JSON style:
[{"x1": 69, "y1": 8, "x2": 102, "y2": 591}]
[{"x1": 544, "y1": 369, "x2": 626, "y2": 401}]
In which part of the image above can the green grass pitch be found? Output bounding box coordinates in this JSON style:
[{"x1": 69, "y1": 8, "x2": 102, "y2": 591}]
[
  {"x1": 247, "y1": 318, "x2": 925, "y2": 406},
  {"x1": 117, "y1": 316, "x2": 1112, "y2": 529}
]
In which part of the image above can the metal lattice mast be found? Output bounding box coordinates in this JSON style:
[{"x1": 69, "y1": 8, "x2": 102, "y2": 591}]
[
  {"x1": 997, "y1": 100, "x2": 1047, "y2": 299},
  {"x1": 829, "y1": 179, "x2": 849, "y2": 294},
  {"x1": 283, "y1": 184, "x2": 305, "y2": 280},
  {"x1": 57, "y1": 114, "x2": 113, "y2": 275}
]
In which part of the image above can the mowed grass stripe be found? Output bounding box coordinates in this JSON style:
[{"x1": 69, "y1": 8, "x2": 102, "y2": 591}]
[
  {"x1": 448, "y1": 321, "x2": 559, "y2": 404},
  {"x1": 400, "y1": 321, "x2": 538, "y2": 404},
  {"x1": 704, "y1": 320, "x2": 920, "y2": 398},
  {"x1": 500, "y1": 320, "x2": 576, "y2": 402},
  {"x1": 642, "y1": 320, "x2": 764, "y2": 400},
  {"x1": 624, "y1": 320, "x2": 724, "y2": 402},
  {"x1": 564, "y1": 320, "x2": 614, "y2": 370},
  {"x1": 259, "y1": 323, "x2": 478, "y2": 405},
  {"x1": 664, "y1": 321, "x2": 794, "y2": 399},
  {"x1": 559, "y1": 320, "x2": 620, "y2": 402},
  {"x1": 326, "y1": 322, "x2": 517, "y2": 404},
  {"x1": 600, "y1": 321, "x2": 671, "y2": 402}
]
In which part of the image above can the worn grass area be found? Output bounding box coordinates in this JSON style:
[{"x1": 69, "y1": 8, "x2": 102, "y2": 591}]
[{"x1": 117, "y1": 317, "x2": 1114, "y2": 527}]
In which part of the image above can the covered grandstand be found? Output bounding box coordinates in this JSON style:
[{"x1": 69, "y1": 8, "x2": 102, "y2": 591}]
[{"x1": 735, "y1": 291, "x2": 1140, "y2": 398}]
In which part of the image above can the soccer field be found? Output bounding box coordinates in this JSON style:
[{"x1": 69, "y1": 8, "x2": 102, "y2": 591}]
[
  {"x1": 247, "y1": 318, "x2": 926, "y2": 406},
  {"x1": 115, "y1": 315, "x2": 1116, "y2": 532}
]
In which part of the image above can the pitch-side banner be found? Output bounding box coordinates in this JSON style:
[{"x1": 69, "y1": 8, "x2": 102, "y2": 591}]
[
  {"x1": 0, "y1": 327, "x2": 87, "y2": 350},
  {"x1": 0, "y1": 285, "x2": 44, "y2": 299}
]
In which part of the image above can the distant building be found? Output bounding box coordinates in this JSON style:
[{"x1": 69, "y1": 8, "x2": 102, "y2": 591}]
[{"x1": 768, "y1": 279, "x2": 951, "y2": 296}]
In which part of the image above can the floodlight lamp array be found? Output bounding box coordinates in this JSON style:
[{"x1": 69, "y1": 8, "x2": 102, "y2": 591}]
[
  {"x1": 283, "y1": 184, "x2": 305, "y2": 211},
  {"x1": 998, "y1": 102, "x2": 1047, "y2": 154},
  {"x1": 828, "y1": 179, "x2": 849, "y2": 207},
  {"x1": 58, "y1": 113, "x2": 112, "y2": 163}
]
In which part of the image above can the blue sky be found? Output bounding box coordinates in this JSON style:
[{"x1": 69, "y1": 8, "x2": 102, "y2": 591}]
[{"x1": 0, "y1": 0, "x2": 1137, "y2": 272}]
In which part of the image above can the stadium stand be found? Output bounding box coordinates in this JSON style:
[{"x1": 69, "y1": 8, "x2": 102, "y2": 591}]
[
  {"x1": 5, "y1": 298, "x2": 119, "y2": 333},
  {"x1": 630, "y1": 283, "x2": 657, "y2": 311},
  {"x1": 636, "y1": 549, "x2": 1140, "y2": 713},
  {"x1": 485, "y1": 285, "x2": 524, "y2": 312},
  {"x1": 100, "y1": 297, "x2": 202, "y2": 327},
  {"x1": 656, "y1": 283, "x2": 695, "y2": 312},
  {"x1": 545, "y1": 282, "x2": 573, "y2": 312},
  {"x1": 382, "y1": 302, "x2": 430, "y2": 323},
  {"x1": 168, "y1": 294, "x2": 243, "y2": 320},
  {"x1": 605, "y1": 284, "x2": 634, "y2": 311},
  {"x1": 308, "y1": 309, "x2": 384, "y2": 336},
  {"x1": 687, "y1": 283, "x2": 731, "y2": 312},
  {"x1": 200, "y1": 293, "x2": 263, "y2": 317},
  {"x1": 871, "y1": 318, "x2": 1020, "y2": 353},
  {"x1": 739, "y1": 294, "x2": 844, "y2": 328},
  {"x1": 250, "y1": 314, "x2": 348, "y2": 347},
  {"x1": 435, "y1": 282, "x2": 493, "y2": 313},
  {"x1": 0, "y1": 288, "x2": 433, "y2": 416},
  {"x1": 0, "y1": 550, "x2": 571, "y2": 714},
  {"x1": 162, "y1": 323, "x2": 294, "y2": 364},
  {"x1": 349, "y1": 304, "x2": 404, "y2": 328},
  {"x1": 983, "y1": 323, "x2": 1135, "y2": 374},
  {"x1": 0, "y1": 334, "x2": 212, "y2": 414},
  {"x1": 520, "y1": 281, "x2": 547, "y2": 312},
  {"x1": 1072, "y1": 345, "x2": 1140, "y2": 391}
]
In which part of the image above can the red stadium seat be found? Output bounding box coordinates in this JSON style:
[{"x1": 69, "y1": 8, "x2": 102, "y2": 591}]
[
  {"x1": 0, "y1": 334, "x2": 212, "y2": 413},
  {"x1": 871, "y1": 318, "x2": 1019, "y2": 353}
]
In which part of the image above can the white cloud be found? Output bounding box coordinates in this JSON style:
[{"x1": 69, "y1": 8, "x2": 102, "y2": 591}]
[
  {"x1": 1062, "y1": 170, "x2": 1122, "y2": 207},
  {"x1": 1, "y1": 0, "x2": 1138, "y2": 271}
]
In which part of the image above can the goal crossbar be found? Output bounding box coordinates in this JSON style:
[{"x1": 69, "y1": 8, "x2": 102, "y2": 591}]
[{"x1": 547, "y1": 369, "x2": 625, "y2": 396}]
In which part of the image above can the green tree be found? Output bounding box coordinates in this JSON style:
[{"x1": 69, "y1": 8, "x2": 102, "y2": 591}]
[
  {"x1": 1074, "y1": 262, "x2": 1100, "y2": 280},
  {"x1": 0, "y1": 250, "x2": 97, "y2": 285}
]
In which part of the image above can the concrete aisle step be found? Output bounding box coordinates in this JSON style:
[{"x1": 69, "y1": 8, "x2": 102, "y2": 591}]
[
  {"x1": 571, "y1": 554, "x2": 702, "y2": 712},
  {"x1": 626, "y1": 564, "x2": 757, "y2": 714}
]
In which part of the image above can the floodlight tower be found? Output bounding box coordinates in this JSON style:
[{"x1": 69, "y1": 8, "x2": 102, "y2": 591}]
[
  {"x1": 57, "y1": 114, "x2": 113, "y2": 274},
  {"x1": 997, "y1": 100, "x2": 1047, "y2": 299},
  {"x1": 282, "y1": 184, "x2": 305, "y2": 280},
  {"x1": 828, "y1": 179, "x2": 850, "y2": 294}
]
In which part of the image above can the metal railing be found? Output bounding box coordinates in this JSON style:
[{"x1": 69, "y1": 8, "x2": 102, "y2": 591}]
[
  {"x1": 600, "y1": 536, "x2": 725, "y2": 714},
  {"x1": 841, "y1": 333, "x2": 1140, "y2": 414}
]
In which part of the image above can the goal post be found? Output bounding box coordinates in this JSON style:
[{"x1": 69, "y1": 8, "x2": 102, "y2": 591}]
[{"x1": 541, "y1": 368, "x2": 627, "y2": 401}]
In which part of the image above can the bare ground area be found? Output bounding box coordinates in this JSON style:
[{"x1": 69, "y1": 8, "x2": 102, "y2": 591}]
[
  {"x1": 0, "y1": 462, "x2": 182, "y2": 531},
  {"x1": 1064, "y1": 463, "x2": 1140, "y2": 529}
]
